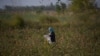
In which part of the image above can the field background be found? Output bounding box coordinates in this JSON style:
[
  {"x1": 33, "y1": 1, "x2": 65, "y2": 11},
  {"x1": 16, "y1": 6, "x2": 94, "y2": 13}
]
[{"x1": 0, "y1": 11, "x2": 100, "y2": 56}]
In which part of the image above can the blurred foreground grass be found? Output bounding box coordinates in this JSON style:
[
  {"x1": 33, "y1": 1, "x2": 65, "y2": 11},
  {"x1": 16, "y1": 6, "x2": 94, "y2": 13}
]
[{"x1": 0, "y1": 11, "x2": 100, "y2": 56}]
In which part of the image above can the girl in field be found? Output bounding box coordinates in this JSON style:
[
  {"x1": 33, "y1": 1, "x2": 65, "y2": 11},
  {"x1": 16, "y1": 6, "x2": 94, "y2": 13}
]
[{"x1": 44, "y1": 27, "x2": 56, "y2": 44}]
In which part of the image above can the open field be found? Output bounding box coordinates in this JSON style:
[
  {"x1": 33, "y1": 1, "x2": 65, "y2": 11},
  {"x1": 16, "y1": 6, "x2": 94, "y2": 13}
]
[{"x1": 0, "y1": 11, "x2": 100, "y2": 56}]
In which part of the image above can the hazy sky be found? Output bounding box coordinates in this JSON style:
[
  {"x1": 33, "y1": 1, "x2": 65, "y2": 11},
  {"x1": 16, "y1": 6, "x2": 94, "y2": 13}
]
[
  {"x1": 0, "y1": 0, "x2": 71, "y2": 9},
  {"x1": 0, "y1": 0, "x2": 100, "y2": 9}
]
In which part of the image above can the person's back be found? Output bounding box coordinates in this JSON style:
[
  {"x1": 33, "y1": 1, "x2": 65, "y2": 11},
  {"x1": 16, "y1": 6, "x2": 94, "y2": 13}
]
[
  {"x1": 44, "y1": 27, "x2": 56, "y2": 44},
  {"x1": 49, "y1": 31, "x2": 55, "y2": 42},
  {"x1": 48, "y1": 27, "x2": 56, "y2": 43}
]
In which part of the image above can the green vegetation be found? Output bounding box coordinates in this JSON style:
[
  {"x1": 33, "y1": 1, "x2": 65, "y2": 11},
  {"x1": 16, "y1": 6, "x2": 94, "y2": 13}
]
[
  {"x1": 39, "y1": 15, "x2": 59, "y2": 24},
  {"x1": 0, "y1": 0, "x2": 99, "y2": 56},
  {"x1": 56, "y1": 0, "x2": 66, "y2": 14},
  {"x1": 70, "y1": 0, "x2": 95, "y2": 12},
  {"x1": 0, "y1": 11, "x2": 100, "y2": 56},
  {"x1": 9, "y1": 15, "x2": 25, "y2": 28}
]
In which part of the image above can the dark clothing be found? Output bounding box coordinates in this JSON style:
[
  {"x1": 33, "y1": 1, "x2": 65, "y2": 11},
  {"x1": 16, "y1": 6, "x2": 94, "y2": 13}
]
[{"x1": 49, "y1": 32, "x2": 56, "y2": 42}]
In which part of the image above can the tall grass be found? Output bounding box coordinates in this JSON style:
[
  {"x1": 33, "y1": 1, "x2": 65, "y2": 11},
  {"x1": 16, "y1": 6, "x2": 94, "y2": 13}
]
[
  {"x1": 39, "y1": 15, "x2": 60, "y2": 24},
  {"x1": 0, "y1": 11, "x2": 100, "y2": 56}
]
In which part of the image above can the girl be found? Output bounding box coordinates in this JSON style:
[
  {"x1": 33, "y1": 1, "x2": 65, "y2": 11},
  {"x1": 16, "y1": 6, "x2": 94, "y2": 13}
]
[{"x1": 44, "y1": 27, "x2": 56, "y2": 44}]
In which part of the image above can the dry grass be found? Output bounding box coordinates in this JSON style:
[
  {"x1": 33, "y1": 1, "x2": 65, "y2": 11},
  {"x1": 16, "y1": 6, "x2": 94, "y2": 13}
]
[{"x1": 0, "y1": 11, "x2": 100, "y2": 56}]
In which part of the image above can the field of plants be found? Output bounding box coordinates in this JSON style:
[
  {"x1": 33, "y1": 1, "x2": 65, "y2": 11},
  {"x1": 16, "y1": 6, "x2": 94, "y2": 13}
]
[{"x1": 0, "y1": 11, "x2": 100, "y2": 56}]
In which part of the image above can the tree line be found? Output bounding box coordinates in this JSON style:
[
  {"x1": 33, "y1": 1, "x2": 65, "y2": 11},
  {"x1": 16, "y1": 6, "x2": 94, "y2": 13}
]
[{"x1": 0, "y1": 0, "x2": 99, "y2": 13}]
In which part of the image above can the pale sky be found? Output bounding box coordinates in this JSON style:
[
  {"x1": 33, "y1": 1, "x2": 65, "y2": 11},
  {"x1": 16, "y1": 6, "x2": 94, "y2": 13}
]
[
  {"x1": 0, "y1": 0, "x2": 100, "y2": 9},
  {"x1": 0, "y1": 0, "x2": 71, "y2": 9}
]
